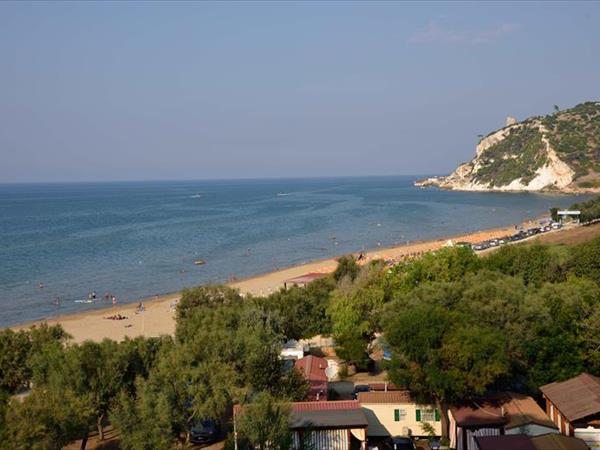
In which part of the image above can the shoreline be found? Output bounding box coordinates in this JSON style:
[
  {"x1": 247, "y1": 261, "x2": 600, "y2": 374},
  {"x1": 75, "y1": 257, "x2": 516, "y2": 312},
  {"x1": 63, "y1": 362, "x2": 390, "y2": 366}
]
[{"x1": 10, "y1": 218, "x2": 545, "y2": 342}]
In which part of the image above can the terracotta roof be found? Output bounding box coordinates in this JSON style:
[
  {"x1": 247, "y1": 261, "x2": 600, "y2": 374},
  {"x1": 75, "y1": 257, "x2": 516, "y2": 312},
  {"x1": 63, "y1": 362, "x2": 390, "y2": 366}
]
[
  {"x1": 291, "y1": 400, "x2": 360, "y2": 412},
  {"x1": 284, "y1": 272, "x2": 330, "y2": 285},
  {"x1": 295, "y1": 355, "x2": 328, "y2": 382},
  {"x1": 474, "y1": 435, "x2": 537, "y2": 450},
  {"x1": 530, "y1": 433, "x2": 590, "y2": 450},
  {"x1": 357, "y1": 390, "x2": 414, "y2": 404},
  {"x1": 540, "y1": 373, "x2": 600, "y2": 422},
  {"x1": 451, "y1": 392, "x2": 555, "y2": 430},
  {"x1": 367, "y1": 382, "x2": 401, "y2": 391}
]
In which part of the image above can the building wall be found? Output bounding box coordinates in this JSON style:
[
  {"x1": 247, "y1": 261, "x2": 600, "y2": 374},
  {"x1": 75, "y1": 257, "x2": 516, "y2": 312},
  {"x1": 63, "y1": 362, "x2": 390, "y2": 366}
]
[
  {"x1": 449, "y1": 412, "x2": 501, "y2": 450},
  {"x1": 361, "y1": 403, "x2": 441, "y2": 437},
  {"x1": 544, "y1": 396, "x2": 574, "y2": 436},
  {"x1": 505, "y1": 424, "x2": 558, "y2": 436},
  {"x1": 292, "y1": 429, "x2": 352, "y2": 450},
  {"x1": 574, "y1": 427, "x2": 600, "y2": 450}
]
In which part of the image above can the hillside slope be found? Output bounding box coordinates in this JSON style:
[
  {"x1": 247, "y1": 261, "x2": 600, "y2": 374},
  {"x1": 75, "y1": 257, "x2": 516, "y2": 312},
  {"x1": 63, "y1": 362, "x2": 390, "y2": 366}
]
[{"x1": 416, "y1": 101, "x2": 600, "y2": 192}]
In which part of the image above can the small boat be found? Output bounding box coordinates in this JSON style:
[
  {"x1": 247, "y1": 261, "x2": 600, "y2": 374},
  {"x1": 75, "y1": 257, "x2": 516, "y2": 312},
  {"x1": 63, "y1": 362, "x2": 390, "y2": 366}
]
[
  {"x1": 74, "y1": 299, "x2": 94, "y2": 304},
  {"x1": 194, "y1": 259, "x2": 206, "y2": 266}
]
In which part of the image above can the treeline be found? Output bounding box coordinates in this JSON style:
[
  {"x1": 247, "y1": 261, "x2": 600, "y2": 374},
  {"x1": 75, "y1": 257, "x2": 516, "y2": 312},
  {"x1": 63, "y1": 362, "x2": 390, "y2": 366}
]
[
  {"x1": 570, "y1": 195, "x2": 600, "y2": 222},
  {"x1": 1, "y1": 236, "x2": 600, "y2": 448}
]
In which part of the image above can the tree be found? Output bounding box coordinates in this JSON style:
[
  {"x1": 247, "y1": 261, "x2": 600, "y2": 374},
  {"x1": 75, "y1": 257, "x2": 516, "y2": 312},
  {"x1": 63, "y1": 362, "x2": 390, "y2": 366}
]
[
  {"x1": 278, "y1": 367, "x2": 310, "y2": 402},
  {"x1": 235, "y1": 392, "x2": 293, "y2": 450},
  {"x1": 111, "y1": 379, "x2": 178, "y2": 450},
  {"x1": 482, "y1": 244, "x2": 564, "y2": 286},
  {"x1": 388, "y1": 247, "x2": 480, "y2": 295},
  {"x1": 383, "y1": 303, "x2": 509, "y2": 439},
  {"x1": 566, "y1": 236, "x2": 600, "y2": 285},
  {"x1": 44, "y1": 339, "x2": 132, "y2": 445},
  {"x1": 333, "y1": 255, "x2": 360, "y2": 282},
  {"x1": 554, "y1": 104, "x2": 560, "y2": 112},
  {"x1": 0, "y1": 329, "x2": 31, "y2": 393},
  {"x1": 177, "y1": 285, "x2": 242, "y2": 320},
  {"x1": 522, "y1": 277, "x2": 600, "y2": 389},
  {"x1": 1, "y1": 388, "x2": 94, "y2": 450},
  {"x1": 0, "y1": 324, "x2": 69, "y2": 395},
  {"x1": 260, "y1": 276, "x2": 335, "y2": 340}
]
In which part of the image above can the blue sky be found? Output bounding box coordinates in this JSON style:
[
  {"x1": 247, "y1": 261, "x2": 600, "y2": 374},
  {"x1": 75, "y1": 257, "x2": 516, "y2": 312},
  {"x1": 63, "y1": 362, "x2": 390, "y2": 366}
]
[{"x1": 1, "y1": 1, "x2": 599, "y2": 182}]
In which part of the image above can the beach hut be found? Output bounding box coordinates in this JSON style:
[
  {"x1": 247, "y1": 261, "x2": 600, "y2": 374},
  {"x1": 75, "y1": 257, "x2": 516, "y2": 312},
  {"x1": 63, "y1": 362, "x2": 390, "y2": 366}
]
[
  {"x1": 540, "y1": 373, "x2": 600, "y2": 447},
  {"x1": 557, "y1": 210, "x2": 581, "y2": 224}
]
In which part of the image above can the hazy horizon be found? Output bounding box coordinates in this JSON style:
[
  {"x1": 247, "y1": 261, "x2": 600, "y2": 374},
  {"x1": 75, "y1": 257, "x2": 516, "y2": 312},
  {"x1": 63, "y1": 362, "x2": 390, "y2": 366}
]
[{"x1": 1, "y1": 1, "x2": 599, "y2": 183}]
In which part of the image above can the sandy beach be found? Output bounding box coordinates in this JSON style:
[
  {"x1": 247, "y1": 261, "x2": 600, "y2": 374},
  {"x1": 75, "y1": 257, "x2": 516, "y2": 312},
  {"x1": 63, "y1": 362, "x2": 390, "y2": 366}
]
[{"x1": 12, "y1": 219, "x2": 571, "y2": 343}]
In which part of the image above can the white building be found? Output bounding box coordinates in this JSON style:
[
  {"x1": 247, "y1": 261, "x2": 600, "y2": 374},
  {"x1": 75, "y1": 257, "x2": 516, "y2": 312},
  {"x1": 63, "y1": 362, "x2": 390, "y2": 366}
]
[{"x1": 358, "y1": 391, "x2": 441, "y2": 438}]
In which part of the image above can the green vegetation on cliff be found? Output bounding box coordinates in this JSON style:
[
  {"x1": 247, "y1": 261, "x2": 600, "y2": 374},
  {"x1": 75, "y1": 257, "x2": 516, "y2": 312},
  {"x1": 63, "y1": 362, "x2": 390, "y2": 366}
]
[
  {"x1": 543, "y1": 101, "x2": 600, "y2": 181},
  {"x1": 475, "y1": 126, "x2": 547, "y2": 186},
  {"x1": 471, "y1": 101, "x2": 600, "y2": 189}
]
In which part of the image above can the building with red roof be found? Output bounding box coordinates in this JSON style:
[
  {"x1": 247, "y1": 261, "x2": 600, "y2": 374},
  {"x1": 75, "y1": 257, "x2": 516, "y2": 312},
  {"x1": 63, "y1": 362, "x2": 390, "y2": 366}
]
[{"x1": 295, "y1": 355, "x2": 329, "y2": 401}]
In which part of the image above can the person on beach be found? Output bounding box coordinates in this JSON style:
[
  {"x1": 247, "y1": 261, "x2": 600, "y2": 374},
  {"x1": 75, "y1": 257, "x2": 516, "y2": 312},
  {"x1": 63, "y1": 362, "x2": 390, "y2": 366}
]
[
  {"x1": 104, "y1": 292, "x2": 110, "y2": 301},
  {"x1": 112, "y1": 295, "x2": 117, "y2": 305},
  {"x1": 53, "y1": 296, "x2": 60, "y2": 306}
]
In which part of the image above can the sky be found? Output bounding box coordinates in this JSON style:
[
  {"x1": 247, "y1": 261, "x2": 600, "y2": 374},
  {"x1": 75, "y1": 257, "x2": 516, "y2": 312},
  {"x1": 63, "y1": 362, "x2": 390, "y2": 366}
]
[{"x1": 1, "y1": 1, "x2": 599, "y2": 183}]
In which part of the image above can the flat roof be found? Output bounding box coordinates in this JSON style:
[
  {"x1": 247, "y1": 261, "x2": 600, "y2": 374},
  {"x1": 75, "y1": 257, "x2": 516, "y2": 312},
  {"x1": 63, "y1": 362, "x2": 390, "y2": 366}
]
[
  {"x1": 291, "y1": 409, "x2": 368, "y2": 429},
  {"x1": 557, "y1": 210, "x2": 581, "y2": 215},
  {"x1": 290, "y1": 400, "x2": 367, "y2": 429}
]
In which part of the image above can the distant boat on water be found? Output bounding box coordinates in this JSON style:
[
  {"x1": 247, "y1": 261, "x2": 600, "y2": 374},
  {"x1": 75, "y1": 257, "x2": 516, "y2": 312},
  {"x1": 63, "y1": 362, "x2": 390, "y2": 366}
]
[{"x1": 194, "y1": 259, "x2": 206, "y2": 266}]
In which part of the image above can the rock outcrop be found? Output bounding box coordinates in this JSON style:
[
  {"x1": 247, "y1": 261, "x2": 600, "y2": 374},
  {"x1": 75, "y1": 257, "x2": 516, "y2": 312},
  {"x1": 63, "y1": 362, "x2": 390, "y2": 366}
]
[{"x1": 416, "y1": 102, "x2": 600, "y2": 193}]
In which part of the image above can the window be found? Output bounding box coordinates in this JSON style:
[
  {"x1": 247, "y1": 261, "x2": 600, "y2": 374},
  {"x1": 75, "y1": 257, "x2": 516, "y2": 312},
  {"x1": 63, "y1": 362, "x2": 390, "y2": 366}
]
[
  {"x1": 394, "y1": 409, "x2": 407, "y2": 422},
  {"x1": 416, "y1": 408, "x2": 436, "y2": 422}
]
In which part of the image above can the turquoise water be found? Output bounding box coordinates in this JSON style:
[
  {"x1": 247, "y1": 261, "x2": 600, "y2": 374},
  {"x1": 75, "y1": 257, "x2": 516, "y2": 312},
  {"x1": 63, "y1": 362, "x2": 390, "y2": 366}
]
[{"x1": 0, "y1": 177, "x2": 589, "y2": 326}]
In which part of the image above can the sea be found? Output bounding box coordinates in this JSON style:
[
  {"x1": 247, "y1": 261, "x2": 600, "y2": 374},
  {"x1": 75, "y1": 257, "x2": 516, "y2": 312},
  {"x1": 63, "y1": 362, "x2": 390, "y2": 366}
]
[{"x1": 0, "y1": 176, "x2": 591, "y2": 327}]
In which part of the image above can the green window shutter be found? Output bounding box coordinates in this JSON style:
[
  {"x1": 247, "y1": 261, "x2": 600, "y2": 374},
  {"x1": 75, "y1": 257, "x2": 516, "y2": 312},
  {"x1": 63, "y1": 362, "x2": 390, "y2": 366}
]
[
  {"x1": 435, "y1": 409, "x2": 441, "y2": 421},
  {"x1": 394, "y1": 409, "x2": 400, "y2": 422},
  {"x1": 416, "y1": 409, "x2": 421, "y2": 422}
]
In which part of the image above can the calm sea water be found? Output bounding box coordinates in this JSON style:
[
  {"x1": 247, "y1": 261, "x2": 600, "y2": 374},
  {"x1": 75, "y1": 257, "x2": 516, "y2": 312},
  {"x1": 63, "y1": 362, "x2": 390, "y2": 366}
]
[{"x1": 0, "y1": 177, "x2": 590, "y2": 326}]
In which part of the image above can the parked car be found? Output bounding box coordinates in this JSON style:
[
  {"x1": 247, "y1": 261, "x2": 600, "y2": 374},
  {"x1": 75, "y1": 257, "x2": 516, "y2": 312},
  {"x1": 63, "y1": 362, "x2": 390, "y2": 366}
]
[
  {"x1": 552, "y1": 222, "x2": 562, "y2": 229},
  {"x1": 387, "y1": 436, "x2": 417, "y2": 450},
  {"x1": 190, "y1": 419, "x2": 220, "y2": 445},
  {"x1": 352, "y1": 384, "x2": 370, "y2": 399}
]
